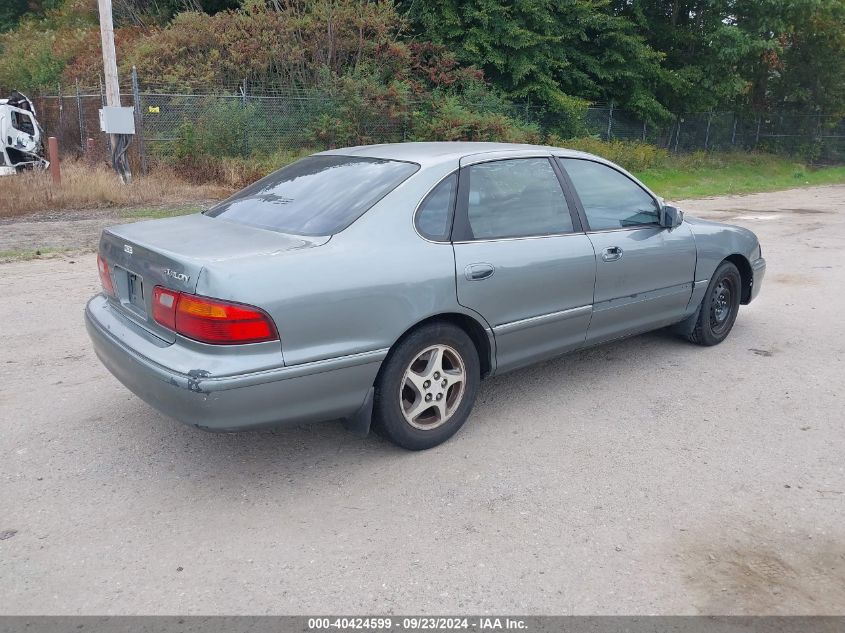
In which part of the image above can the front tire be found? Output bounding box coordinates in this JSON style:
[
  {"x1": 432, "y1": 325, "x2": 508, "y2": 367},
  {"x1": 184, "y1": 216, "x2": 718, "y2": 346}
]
[
  {"x1": 687, "y1": 260, "x2": 742, "y2": 346},
  {"x1": 373, "y1": 322, "x2": 480, "y2": 450}
]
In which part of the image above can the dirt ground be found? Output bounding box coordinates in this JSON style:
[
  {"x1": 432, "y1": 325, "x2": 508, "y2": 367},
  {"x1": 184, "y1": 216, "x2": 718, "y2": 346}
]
[
  {"x1": 1, "y1": 186, "x2": 843, "y2": 615},
  {"x1": 0, "y1": 205, "x2": 213, "y2": 256}
]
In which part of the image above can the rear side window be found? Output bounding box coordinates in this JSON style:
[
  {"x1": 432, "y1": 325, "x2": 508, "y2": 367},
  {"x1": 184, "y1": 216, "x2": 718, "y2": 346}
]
[
  {"x1": 559, "y1": 158, "x2": 659, "y2": 230},
  {"x1": 415, "y1": 173, "x2": 457, "y2": 241},
  {"x1": 206, "y1": 155, "x2": 419, "y2": 236},
  {"x1": 463, "y1": 158, "x2": 573, "y2": 240}
]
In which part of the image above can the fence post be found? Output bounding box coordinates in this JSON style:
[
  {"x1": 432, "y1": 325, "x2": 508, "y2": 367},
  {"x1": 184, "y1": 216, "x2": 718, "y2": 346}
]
[
  {"x1": 131, "y1": 66, "x2": 147, "y2": 175},
  {"x1": 674, "y1": 116, "x2": 682, "y2": 153},
  {"x1": 86, "y1": 137, "x2": 97, "y2": 164},
  {"x1": 58, "y1": 83, "x2": 64, "y2": 131},
  {"x1": 76, "y1": 80, "x2": 85, "y2": 153},
  {"x1": 813, "y1": 113, "x2": 824, "y2": 158},
  {"x1": 241, "y1": 78, "x2": 249, "y2": 157},
  {"x1": 48, "y1": 137, "x2": 61, "y2": 185},
  {"x1": 606, "y1": 101, "x2": 614, "y2": 140},
  {"x1": 99, "y1": 75, "x2": 111, "y2": 157}
]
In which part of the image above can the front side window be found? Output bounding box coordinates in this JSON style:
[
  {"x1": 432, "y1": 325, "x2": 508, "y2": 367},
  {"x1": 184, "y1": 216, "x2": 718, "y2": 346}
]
[
  {"x1": 10, "y1": 111, "x2": 35, "y2": 135},
  {"x1": 463, "y1": 158, "x2": 573, "y2": 240},
  {"x1": 206, "y1": 155, "x2": 419, "y2": 236},
  {"x1": 559, "y1": 158, "x2": 659, "y2": 230},
  {"x1": 415, "y1": 173, "x2": 457, "y2": 241}
]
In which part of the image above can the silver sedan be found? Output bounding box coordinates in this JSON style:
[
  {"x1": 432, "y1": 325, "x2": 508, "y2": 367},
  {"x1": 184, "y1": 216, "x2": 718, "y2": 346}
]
[{"x1": 85, "y1": 142, "x2": 766, "y2": 449}]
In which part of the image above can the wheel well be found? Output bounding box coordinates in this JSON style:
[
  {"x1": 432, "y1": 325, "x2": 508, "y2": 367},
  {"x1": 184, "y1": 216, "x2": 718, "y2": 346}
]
[
  {"x1": 725, "y1": 254, "x2": 753, "y2": 304},
  {"x1": 393, "y1": 313, "x2": 493, "y2": 378}
]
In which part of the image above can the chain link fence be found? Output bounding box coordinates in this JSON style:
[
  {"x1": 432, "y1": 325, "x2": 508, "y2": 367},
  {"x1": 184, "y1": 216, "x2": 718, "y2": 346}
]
[
  {"x1": 581, "y1": 105, "x2": 845, "y2": 161},
  {"x1": 28, "y1": 83, "x2": 845, "y2": 174}
]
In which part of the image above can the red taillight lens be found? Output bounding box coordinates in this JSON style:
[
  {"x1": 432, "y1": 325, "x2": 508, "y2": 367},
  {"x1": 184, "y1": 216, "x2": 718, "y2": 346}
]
[
  {"x1": 152, "y1": 286, "x2": 178, "y2": 330},
  {"x1": 97, "y1": 254, "x2": 115, "y2": 296},
  {"x1": 152, "y1": 286, "x2": 278, "y2": 345}
]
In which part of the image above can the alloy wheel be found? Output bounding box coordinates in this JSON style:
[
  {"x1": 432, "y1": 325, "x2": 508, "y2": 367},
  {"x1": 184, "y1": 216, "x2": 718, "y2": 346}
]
[{"x1": 400, "y1": 344, "x2": 466, "y2": 429}]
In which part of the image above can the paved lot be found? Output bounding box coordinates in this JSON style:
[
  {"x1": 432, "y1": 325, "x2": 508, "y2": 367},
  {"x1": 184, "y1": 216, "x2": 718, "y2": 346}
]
[{"x1": 1, "y1": 186, "x2": 844, "y2": 615}]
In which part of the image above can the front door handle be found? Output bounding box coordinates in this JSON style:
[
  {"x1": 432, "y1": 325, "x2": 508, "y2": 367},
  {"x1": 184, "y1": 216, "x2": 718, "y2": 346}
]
[
  {"x1": 465, "y1": 263, "x2": 495, "y2": 281},
  {"x1": 601, "y1": 246, "x2": 623, "y2": 262}
]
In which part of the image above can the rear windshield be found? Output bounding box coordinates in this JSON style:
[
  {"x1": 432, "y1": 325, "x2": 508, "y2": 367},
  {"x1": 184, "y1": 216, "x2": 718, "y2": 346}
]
[{"x1": 206, "y1": 155, "x2": 419, "y2": 236}]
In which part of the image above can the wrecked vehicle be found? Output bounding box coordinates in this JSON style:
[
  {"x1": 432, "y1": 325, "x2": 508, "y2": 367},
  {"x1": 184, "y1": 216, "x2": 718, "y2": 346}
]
[{"x1": 0, "y1": 91, "x2": 48, "y2": 176}]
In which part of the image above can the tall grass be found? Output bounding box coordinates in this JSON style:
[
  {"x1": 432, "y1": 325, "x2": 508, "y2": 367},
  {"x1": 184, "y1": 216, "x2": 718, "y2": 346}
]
[
  {"x1": 0, "y1": 161, "x2": 230, "y2": 218},
  {"x1": 3, "y1": 145, "x2": 844, "y2": 220},
  {"x1": 171, "y1": 148, "x2": 317, "y2": 189}
]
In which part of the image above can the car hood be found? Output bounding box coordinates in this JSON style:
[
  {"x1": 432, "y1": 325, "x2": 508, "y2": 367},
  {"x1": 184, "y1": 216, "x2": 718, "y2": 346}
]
[
  {"x1": 684, "y1": 214, "x2": 758, "y2": 240},
  {"x1": 683, "y1": 214, "x2": 726, "y2": 227}
]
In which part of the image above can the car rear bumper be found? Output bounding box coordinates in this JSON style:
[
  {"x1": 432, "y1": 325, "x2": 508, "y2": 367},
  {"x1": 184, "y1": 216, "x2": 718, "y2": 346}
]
[
  {"x1": 85, "y1": 296, "x2": 385, "y2": 431},
  {"x1": 750, "y1": 256, "x2": 766, "y2": 302}
]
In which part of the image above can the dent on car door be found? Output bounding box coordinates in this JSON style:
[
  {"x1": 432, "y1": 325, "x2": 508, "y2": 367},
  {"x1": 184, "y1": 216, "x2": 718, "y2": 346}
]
[
  {"x1": 558, "y1": 158, "x2": 697, "y2": 344},
  {"x1": 449, "y1": 156, "x2": 596, "y2": 373}
]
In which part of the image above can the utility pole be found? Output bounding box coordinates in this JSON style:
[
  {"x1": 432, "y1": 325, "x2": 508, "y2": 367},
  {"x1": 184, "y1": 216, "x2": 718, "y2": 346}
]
[
  {"x1": 96, "y1": 0, "x2": 132, "y2": 182},
  {"x1": 97, "y1": 0, "x2": 120, "y2": 112}
]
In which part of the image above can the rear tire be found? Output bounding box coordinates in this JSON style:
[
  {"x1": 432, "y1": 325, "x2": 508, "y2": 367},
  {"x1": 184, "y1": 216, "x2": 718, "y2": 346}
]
[
  {"x1": 373, "y1": 322, "x2": 480, "y2": 450},
  {"x1": 687, "y1": 261, "x2": 742, "y2": 346}
]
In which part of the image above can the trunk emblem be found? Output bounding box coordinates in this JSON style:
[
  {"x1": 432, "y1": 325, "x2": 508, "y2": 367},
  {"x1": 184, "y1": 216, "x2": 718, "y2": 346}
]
[
  {"x1": 124, "y1": 244, "x2": 133, "y2": 254},
  {"x1": 164, "y1": 268, "x2": 190, "y2": 283}
]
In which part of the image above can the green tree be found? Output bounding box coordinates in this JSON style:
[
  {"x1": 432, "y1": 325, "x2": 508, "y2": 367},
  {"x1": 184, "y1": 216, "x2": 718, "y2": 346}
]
[
  {"x1": 401, "y1": 0, "x2": 670, "y2": 128},
  {"x1": 0, "y1": 0, "x2": 30, "y2": 32},
  {"x1": 612, "y1": 0, "x2": 749, "y2": 112},
  {"x1": 0, "y1": 0, "x2": 62, "y2": 32},
  {"x1": 0, "y1": 0, "x2": 96, "y2": 91},
  {"x1": 736, "y1": 0, "x2": 845, "y2": 114},
  {"x1": 615, "y1": 0, "x2": 845, "y2": 115}
]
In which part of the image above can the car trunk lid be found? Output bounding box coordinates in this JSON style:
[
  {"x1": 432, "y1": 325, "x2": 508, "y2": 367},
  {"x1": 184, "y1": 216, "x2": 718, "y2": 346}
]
[{"x1": 99, "y1": 213, "x2": 328, "y2": 343}]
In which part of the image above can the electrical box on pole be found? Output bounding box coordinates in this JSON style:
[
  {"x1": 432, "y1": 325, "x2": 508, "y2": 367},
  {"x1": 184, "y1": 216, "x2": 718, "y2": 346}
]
[
  {"x1": 96, "y1": 0, "x2": 133, "y2": 183},
  {"x1": 99, "y1": 106, "x2": 136, "y2": 135}
]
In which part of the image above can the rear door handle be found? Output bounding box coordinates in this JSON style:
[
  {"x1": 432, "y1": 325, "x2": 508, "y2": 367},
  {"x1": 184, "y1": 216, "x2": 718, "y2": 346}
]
[
  {"x1": 601, "y1": 246, "x2": 623, "y2": 262},
  {"x1": 465, "y1": 263, "x2": 495, "y2": 281}
]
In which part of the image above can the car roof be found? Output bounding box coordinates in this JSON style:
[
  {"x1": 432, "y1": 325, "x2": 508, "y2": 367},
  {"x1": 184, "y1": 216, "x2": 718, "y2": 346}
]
[{"x1": 318, "y1": 142, "x2": 601, "y2": 166}]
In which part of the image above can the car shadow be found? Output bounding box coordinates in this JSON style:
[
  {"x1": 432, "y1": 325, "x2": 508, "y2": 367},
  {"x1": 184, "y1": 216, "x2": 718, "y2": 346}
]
[{"x1": 93, "y1": 327, "x2": 697, "y2": 485}]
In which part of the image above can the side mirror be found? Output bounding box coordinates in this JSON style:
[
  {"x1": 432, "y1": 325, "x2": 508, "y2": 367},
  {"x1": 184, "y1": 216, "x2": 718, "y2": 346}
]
[{"x1": 661, "y1": 204, "x2": 684, "y2": 228}]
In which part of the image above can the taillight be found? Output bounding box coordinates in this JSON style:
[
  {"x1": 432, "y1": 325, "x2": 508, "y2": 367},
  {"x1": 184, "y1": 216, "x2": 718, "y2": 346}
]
[
  {"x1": 152, "y1": 286, "x2": 278, "y2": 345},
  {"x1": 97, "y1": 254, "x2": 115, "y2": 296},
  {"x1": 152, "y1": 287, "x2": 178, "y2": 330}
]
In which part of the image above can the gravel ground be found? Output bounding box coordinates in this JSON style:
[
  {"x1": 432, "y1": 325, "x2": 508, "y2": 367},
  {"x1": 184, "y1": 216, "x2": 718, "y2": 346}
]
[
  {"x1": 0, "y1": 208, "x2": 129, "y2": 253},
  {"x1": 0, "y1": 204, "x2": 213, "y2": 255},
  {"x1": 1, "y1": 186, "x2": 843, "y2": 615}
]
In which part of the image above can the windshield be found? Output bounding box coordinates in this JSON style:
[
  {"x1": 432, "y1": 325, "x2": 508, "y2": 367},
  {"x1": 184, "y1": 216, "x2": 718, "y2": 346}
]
[{"x1": 206, "y1": 155, "x2": 419, "y2": 236}]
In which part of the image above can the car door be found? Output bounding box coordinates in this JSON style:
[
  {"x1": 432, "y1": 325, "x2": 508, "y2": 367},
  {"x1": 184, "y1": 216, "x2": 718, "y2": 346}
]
[
  {"x1": 557, "y1": 157, "x2": 696, "y2": 345},
  {"x1": 451, "y1": 153, "x2": 596, "y2": 373}
]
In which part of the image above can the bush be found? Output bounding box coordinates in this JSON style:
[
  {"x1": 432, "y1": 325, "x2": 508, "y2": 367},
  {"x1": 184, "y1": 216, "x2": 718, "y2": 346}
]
[
  {"x1": 172, "y1": 98, "x2": 258, "y2": 160},
  {"x1": 412, "y1": 96, "x2": 541, "y2": 142},
  {"x1": 550, "y1": 137, "x2": 670, "y2": 172},
  {"x1": 305, "y1": 74, "x2": 411, "y2": 147},
  {"x1": 169, "y1": 149, "x2": 316, "y2": 189},
  {"x1": 124, "y1": 2, "x2": 404, "y2": 90}
]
